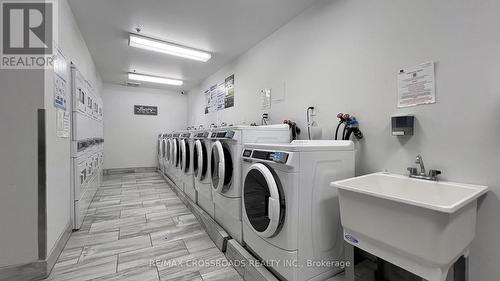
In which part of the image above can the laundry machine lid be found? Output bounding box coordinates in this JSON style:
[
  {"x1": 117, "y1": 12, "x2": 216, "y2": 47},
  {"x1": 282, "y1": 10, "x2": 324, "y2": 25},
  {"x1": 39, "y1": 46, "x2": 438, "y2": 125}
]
[
  {"x1": 243, "y1": 163, "x2": 284, "y2": 238},
  {"x1": 210, "y1": 140, "x2": 233, "y2": 193}
]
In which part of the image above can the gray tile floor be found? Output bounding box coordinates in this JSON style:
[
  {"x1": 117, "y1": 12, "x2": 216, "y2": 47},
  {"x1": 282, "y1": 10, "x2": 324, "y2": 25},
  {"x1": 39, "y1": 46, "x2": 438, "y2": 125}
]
[{"x1": 45, "y1": 172, "x2": 242, "y2": 281}]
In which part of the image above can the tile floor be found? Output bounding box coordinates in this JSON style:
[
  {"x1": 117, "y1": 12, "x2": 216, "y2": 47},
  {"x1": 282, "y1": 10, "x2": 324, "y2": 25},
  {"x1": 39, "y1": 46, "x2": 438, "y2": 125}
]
[{"x1": 45, "y1": 172, "x2": 242, "y2": 281}]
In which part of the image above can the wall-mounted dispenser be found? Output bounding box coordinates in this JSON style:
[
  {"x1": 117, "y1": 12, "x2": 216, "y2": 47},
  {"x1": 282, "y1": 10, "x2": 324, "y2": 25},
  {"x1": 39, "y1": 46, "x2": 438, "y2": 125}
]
[{"x1": 392, "y1": 115, "x2": 414, "y2": 136}]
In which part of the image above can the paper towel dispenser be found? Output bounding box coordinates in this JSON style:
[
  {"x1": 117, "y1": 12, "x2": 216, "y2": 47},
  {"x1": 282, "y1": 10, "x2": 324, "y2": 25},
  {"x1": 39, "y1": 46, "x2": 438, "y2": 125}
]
[{"x1": 392, "y1": 115, "x2": 414, "y2": 136}]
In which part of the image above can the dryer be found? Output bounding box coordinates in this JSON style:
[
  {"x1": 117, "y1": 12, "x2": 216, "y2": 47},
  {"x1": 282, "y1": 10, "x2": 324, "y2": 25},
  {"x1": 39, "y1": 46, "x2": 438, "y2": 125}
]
[
  {"x1": 163, "y1": 133, "x2": 172, "y2": 179},
  {"x1": 241, "y1": 140, "x2": 355, "y2": 281},
  {"x1": 193, "y1": 128, "x2": 214, "y2": 217},
  {"x1": 210, "y1": 124, "x2": 290, "y2": 243},
  {"x1": 180, "y1": 130, "x2": 196, "y2": 202},
  {"x1": 158, "y1": 133, "x2": 165, "y2": 172},
  {"x1": 170, "y1": 132, "x2": 183, "y2": 190}
]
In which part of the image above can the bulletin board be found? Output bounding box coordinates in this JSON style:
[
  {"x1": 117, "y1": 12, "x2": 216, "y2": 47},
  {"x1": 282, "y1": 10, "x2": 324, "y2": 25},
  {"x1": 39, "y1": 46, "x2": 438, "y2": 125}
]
[{"x1": 204, "y1": 74, "x2": 234, "y2": 114}]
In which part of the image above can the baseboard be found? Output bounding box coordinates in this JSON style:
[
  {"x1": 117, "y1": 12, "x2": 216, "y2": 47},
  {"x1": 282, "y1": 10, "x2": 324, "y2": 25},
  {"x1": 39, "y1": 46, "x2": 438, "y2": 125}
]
[
  {"x1": 225, "y1": 239, "x2": 279, "y2": 281},
  {"x1": 45, "y1": 222, "x2": 72, "y2": 276},
  {"x1": 0, "y1": 222, "x2": 72, "y2": 281},
  {"x1": 103, "y1": 166, "x2": 156, "y2": 175}
]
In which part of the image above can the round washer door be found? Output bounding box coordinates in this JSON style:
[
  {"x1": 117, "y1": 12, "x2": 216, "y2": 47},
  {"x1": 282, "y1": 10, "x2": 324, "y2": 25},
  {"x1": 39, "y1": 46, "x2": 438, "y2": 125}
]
[
  {"x1": 166, "y1": 139, "x2": 171, "y2": 162},
  {"x1": 243, "y1": 163, "x2": 284, "y2": 238},
  {"x1": 180, "y1": 140, "x2": 189, "y2": 173},
  {"x1": 172, "y1": 139, "x2": 178, "y2": 166},
  {"x1": 160, "y1": 139, "x2": 164, "y2": 158},
  {"x1": 194, "y1": 140, "x2": 208, "y2": 180},
  {"x1": 177, "y1": 139, "x2": 184, "y2": 167},
  {"x1": 158, "y1": 139, "x2": 162, "y2": 157},
  {"x1": 176, "y1": 139, "x2": 181, "y2": 168},
  {"x1": 210, "y1": 141, "x2": 233, "y2": 193}
]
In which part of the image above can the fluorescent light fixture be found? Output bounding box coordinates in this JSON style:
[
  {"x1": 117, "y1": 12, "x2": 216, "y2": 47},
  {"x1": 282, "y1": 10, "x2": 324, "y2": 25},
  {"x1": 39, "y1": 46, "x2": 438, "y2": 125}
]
[
  {"x1": 128, "y1": 72, "x2": 183, "y2": 86},
  {"x1": 129, "y1": 33, "x2": 212, "y2": 62}
]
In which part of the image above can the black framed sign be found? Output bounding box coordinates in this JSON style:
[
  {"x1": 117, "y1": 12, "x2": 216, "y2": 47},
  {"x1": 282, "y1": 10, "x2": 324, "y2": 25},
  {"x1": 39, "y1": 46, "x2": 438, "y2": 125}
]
[{"x1": 134, "y1": 105, "x2": 158, "y2": 116}]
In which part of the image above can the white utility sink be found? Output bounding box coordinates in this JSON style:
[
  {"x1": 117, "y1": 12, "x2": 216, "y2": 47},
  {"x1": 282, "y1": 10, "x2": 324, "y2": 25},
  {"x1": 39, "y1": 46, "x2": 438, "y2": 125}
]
[{"x1": 331, "y1": 172, "x2": 488, "y2": 281}]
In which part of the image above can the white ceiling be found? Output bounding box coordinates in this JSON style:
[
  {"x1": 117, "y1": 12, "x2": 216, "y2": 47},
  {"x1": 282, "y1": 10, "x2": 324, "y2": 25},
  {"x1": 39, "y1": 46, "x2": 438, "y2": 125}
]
[{"x1": 68, "y1": 0, "x2": 318, "y2": 91}]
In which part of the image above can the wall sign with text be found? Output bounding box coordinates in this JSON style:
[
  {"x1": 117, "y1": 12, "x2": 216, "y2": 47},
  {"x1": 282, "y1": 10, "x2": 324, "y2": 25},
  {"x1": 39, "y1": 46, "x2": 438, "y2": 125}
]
[{"x1": 134, "y1": 105, "x2": 158, "y2": 116}]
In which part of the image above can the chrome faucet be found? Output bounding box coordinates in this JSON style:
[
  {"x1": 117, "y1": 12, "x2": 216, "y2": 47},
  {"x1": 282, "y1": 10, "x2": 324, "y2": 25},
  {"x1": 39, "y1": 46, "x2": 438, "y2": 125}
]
[
  {"x1": 407, "y1": 155, "x2": 441, "y2": 181},
  {"x1": 415, "y1": 155, "x2": 426, "y2": 176}
]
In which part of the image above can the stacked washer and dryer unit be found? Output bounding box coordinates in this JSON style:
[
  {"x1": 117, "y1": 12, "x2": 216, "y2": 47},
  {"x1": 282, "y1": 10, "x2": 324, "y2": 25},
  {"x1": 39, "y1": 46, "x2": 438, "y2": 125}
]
[
  {"x1": 241, "y1": 140, "x2": 355, "y2": 281},
  {"x1": 71, "y1": 65, "x2": 104, "y2": 230}
]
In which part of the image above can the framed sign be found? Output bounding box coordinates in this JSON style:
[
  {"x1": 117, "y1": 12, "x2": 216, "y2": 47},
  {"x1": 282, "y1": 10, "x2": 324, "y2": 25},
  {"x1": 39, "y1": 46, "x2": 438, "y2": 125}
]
[{"x1": 134, "y1": 105, "x2": 158, "y2": 116}]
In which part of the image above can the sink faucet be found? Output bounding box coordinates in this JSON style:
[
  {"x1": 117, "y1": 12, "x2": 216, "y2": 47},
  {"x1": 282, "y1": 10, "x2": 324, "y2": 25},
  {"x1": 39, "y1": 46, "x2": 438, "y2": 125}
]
[
  {"x1": 407, "y1": 155, "x2": 441, "y2": 181},
  {"x1": 415, "y1": 155, "x2": 426, "y2": 176}
]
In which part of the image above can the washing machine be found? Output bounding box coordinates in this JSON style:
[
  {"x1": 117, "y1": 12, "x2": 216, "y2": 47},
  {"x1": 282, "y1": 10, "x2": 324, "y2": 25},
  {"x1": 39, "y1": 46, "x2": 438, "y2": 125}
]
[
  {"x1": 181, "y1": 130, "x2": 196, "y2": 202},
  {"x1": 241, "y1": 140, "x2": 355, "y2": 281},
  {"x1": 163, "y1": 133, "x2": 172, "y2": 179},
  {"x1": 158, "y1": 133, "x2": 165, "y2": 172},
  {"x1": 193, "y1": 128, "x2": 214, "y2": 217},
  {"x1": 170, "y1": 132, "x2": 183, "y2": 190},
  {"x1": 210, "y1": 124, "x2": 290, "y2": 243}
]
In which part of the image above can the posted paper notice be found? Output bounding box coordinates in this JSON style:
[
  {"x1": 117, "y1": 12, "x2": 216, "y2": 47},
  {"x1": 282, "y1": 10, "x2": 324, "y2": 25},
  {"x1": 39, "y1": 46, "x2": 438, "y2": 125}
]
[{"x1": 397, "y1": 61, "x2": 435, "y2": 107}]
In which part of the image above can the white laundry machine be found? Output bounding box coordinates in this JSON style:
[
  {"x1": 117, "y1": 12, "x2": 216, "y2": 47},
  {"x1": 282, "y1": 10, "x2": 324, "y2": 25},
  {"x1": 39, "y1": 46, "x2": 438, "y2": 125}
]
[
  {"x1": 241, "y1": 140, "x2": 355, "y2": 281},
  {"x1": 210, "y1": 124, "x2": 290, "y2": 243},
  {"x1": 181, "y1": 131, "x2": 196, "y2": 202},
  {"x1": 158, "y1": 133, "x2": 165, "y2": 172},
  {"x1": 163, "y1": 133, "x2": 172, "y2": 178},
  {"x1": 171, "y1": 132, "x2": 183, "y2": 190},
  {"x1": 193, "y1": 129, "x2": 214, "y2": 217}
]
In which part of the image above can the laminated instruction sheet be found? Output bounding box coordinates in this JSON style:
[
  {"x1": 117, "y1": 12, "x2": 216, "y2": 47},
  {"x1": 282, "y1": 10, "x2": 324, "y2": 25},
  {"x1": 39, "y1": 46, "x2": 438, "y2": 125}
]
[{"x1": 397, "y1": 61, "x2": 435, "y2": 107}]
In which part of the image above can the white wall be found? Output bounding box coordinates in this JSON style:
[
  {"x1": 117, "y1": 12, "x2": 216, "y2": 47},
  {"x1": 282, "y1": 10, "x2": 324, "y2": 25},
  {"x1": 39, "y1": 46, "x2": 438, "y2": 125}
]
[
  {"x1": 43, "y1": 0, "x2": 104, "y2": 259},
  {"x1": 103, "y1": 84, "x2": 188, "y2": 169},
  {"x1": 0, "y1": 0, "x2": 102, "y2": 268},
  {"x1": 0, "y1": 71, "x2": 43, "y2": 267},
  {"x1": 187, "y1": 0, "x2": 500, "y2": 280}
]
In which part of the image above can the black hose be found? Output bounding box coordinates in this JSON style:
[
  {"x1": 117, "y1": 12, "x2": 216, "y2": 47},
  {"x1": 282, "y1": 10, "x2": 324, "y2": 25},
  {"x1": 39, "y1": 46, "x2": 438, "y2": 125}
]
[
  {"x1": 345, "y1": 128, "x2": 354, "y2": 140},
  {"x1": 335, "y1": 122, "x2": 343, "y2": 140},
  {"x1": 342, "y1": 124, "x2": 348, "y2": 140}
]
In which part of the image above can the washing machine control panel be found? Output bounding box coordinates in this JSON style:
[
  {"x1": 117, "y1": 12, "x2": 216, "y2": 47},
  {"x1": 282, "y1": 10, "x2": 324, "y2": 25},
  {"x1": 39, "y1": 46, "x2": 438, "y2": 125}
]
[
  {"x1": 194, "y1": 132, "x2": 209, "y2": 138},
  {"x1": 243, "y1": 150, "x2": 288, "y2": 164},
  {"x1": 211, "y1": 130, "x2": 235, "y2": 139}
]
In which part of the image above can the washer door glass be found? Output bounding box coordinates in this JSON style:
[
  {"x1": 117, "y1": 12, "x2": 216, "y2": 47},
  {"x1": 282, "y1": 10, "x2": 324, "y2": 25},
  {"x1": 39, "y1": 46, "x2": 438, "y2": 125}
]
[
  {"x1": 193, "y1": 140, "x2": 199, "y2": 176},
  {"x1": 211, "y1": 141, "x2": 233, "y2": 192},
  {"x1": 185, "y1": 141, "x2": 190, "y2": 172},
  {"x1": 243, "y1": 163, "x2": 284, "y2": 238}
]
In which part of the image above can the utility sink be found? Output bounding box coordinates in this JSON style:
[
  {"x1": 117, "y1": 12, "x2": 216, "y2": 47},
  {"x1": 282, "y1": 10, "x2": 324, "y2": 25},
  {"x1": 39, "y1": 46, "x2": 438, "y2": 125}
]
[{"x1": 331, "y1": 172, "x2": 488, "y2": 281}]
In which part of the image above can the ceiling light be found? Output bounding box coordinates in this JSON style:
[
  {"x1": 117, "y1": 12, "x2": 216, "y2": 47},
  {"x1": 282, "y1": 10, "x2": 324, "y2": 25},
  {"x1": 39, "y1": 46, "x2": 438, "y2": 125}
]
[
  {"x1": 128, "y1": 73, "x2": 183, "y2": 86},
  {"x1": 129, "y1": 33, "x2": 212, "y2": 62}
]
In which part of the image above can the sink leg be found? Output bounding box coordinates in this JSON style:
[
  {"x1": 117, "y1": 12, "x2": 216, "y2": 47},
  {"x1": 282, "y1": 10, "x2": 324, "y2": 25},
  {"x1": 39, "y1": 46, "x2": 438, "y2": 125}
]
[{"x1": 344, "y1": 242, "x2": 355, "y2": 281}]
